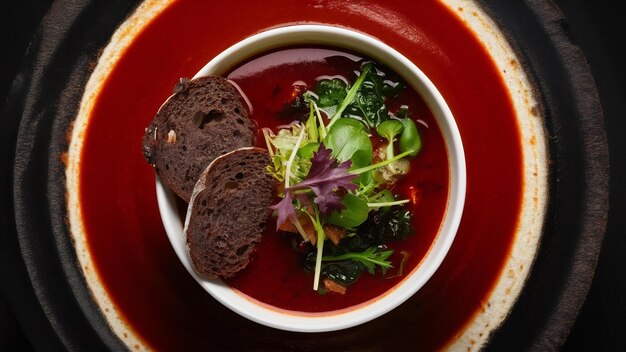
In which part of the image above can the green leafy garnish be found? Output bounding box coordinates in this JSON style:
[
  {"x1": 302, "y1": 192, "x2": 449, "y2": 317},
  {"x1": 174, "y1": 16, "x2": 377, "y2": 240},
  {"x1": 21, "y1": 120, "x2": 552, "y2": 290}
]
[
  {"x1": 265, "y1": 60, "x2": 423, "y2": 293},
  {"x1": 326, "y1": 193, "x2": 369, "y2": 228},
  {"x1": 327, "y1": 63, "x2": 373, "y2": 129},
  {"x1": 272, "y1": 143, "x2": 358, "y2": 224},
  {"x1": 324, "y1": 118, "x2": 372, "y2": 170},
  {"x1": 304, "y1": 243, "x2": 394, "y2": 286},
  {"x1": 376, "y1": 119, "x2": 404, "y2": 160},
  {"x1": 305, "y1": 101, "x2": 319, "y2": 142},
  {"x1": 365, "y1": 189, "x2": 410, "y2": 210},
  {"x1": 346, "y1": 69, "x2": 387, "y2": 128},
  {"x1": 297, "y1": 142, "x2": 320, "y2": 160},
  {"x1": 322, "y1": 247, "x2": 393, "y2": 275},
  {"x1": 369, "y1": 189, "x2": 395, "y2": 203},
  {"x1": 317, "y1": 260, "x2": 363, "y2": 286},
  {"x1": 315, "y1": 78, "x2": 348, "y2": 107},
  {"x1": 264, "y1": 124, "x2": 312, "y2": 185},
  {"x1": 357, "y1": 206, "x2": 413, "y2": 243},
  {"x1": 399, "y1": 117, "x2": 422, "y2": 156}
]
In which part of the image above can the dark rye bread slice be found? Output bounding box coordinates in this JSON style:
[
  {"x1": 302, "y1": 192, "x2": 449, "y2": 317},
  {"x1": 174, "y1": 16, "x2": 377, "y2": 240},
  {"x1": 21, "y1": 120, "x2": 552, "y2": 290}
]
[
  {"x1": 142, "y1": 76, "x2": 256, "y2": 202},
  {"x1": 183, "y1": 147, "x2": 274, "y2": 279}
]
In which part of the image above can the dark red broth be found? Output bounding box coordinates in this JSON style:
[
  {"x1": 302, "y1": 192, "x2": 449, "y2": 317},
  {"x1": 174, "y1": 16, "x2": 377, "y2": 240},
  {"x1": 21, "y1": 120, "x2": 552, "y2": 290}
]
[
  {"x1": 221, "y1": 48, "x2": 449, "y2": 312},
  {"x1": 79, "y1": 1, "x2": 522, "y2": 350}
]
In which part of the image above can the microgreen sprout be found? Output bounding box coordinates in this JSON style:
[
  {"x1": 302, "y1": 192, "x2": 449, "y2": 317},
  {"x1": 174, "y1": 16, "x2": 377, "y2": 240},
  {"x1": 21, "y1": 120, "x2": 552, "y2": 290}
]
[{"x1": 376, "y1": 119, "x2": 404, "y2": 161}]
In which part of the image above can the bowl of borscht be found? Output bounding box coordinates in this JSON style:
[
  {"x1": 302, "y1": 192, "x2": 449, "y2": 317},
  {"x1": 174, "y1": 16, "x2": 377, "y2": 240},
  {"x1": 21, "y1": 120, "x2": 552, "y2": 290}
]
[{"x1": 155, "y1": 24, "x2": 466, "y2": 332}]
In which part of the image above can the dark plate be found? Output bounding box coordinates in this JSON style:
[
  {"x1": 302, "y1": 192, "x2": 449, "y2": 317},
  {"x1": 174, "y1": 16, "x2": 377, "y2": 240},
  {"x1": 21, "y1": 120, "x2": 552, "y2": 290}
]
[{"x1": 0, "y1": 0, "x2": 609, "y2": 350}]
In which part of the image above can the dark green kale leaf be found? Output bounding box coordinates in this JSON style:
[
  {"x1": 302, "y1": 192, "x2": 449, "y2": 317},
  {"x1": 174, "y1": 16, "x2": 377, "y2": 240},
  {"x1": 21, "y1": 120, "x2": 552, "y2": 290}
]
[
  {"x1": 382, "y1": 79, "x2": 405, "y2": 97},
  {"x1": 320, "y1": 261, "x2": 364, "y2": 286},
  {"x1": 342, "y1": 63, "x2": 407, "y2": 128},
  {"x1": 278, "y1": 92, "x2": 308, "y2": 120},
  {"x1": 323, "y1": 247, "x2": 393, "y2": 275},
  {"x1": 345, "y1": 69, "x2": 388, "y2": 128},
  {"x1": 314, "y1": 78, "x2": 348, "y2": 107},
  {"x1": 357, "y1": 205, "x2": 413, "y2": 244},
  {"x1": 303, "y1": 246, "x2": 364, "y2": 286},
  {"x1": 302, "y1": 237, "x2": 393, "y2": 286},
  {"x1": 312, "y1": 62, "x2": 408, "y2": 130}
]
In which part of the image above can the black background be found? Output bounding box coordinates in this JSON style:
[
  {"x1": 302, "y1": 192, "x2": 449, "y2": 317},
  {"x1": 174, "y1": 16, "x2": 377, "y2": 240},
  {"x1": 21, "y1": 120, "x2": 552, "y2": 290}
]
[{"x1": 1, "y1": 0, "x2": 624, "y2": 350}]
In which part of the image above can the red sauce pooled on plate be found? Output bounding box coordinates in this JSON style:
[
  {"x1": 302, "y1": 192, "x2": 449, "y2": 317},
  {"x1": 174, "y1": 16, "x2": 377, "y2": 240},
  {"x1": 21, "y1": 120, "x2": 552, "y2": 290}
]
[
  {"x1": 222, "y1": 48, "x2": 449, "y2": 312},
  {"x1": 78, "y1": 1, "x2": 523, "y2": 350}
]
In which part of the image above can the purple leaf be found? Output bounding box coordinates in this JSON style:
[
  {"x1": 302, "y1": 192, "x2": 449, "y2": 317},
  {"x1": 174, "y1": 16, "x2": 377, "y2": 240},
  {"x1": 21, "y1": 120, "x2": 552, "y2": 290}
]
[
  {"x1": 288, "y1": 145, "x2": 358, "y2": 192},
  {"x1": 269, "y1": 191, "x2": 296, "y2": 230},
  {"x1": 294, "y1": 193, "x2": 313, "y2": 208},
  {"x1": 287, "y1": 144, "x2": 358, "y2": 215},
  {"x1": 313, "y1": 189, "x2": 345, "y2": 214},
  {"x1": 306, "y1": 144, "x2": 334, "y2": 179}
]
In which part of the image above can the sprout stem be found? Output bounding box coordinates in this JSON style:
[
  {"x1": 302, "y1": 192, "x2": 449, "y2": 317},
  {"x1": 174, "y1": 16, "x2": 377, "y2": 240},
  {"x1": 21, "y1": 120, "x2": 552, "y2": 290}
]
[
  {"x1": 351, "y1": 150, "x2": 412, "y2": 175},
  {"x1": 367, "y1": 199, "x2": 410, "y2": 208},
  {"x1": 311, "y1": 207, "x2": 326, "y2": 291},
  {"x1": 284, "y1": 125, "x2": 306, "y2": 189},
  {"x1": 326, "y1": 63, "x2": 373, "y2": 130},
  {"x1": 262, "y1": 128, "x2": 274, "y2": 157},
  {"x1": 289, "y1": 213, "x2": 309, "y2": 242},
  {"x1": 312, "y1": 100, "x2": 327, "y2": 139}
]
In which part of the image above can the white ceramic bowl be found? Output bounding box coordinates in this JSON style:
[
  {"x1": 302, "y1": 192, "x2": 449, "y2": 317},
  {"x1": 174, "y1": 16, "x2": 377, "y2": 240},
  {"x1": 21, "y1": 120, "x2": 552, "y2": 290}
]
[{"x1": 156, "y1": 24, "x2": 466, "y2": 332}]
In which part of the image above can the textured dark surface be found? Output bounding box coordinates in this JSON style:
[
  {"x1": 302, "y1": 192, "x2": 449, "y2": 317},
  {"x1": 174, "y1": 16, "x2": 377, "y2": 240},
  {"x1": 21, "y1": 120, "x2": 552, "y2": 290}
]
[
  {"x1": 479, "y1": 0, "x2": 609, "y2": 350},
  {"x1": 186, "y1": 148, "x2": 274, "y2": 279},
  {"x1": 554, "y1": 0, "x2": 626, "y2": 350},
  {"x1": 0, "y1": 0, "x2": 623, "y2": 351},
  {"x1": 0, "y1": 1, "x2": 140, "y2": 351},
  {"x1": 1, "y1": 2, "x2": 54, "y2": 350},
  {"x1": 143, "y1": 75, "x2": 256, "y2": 202}
]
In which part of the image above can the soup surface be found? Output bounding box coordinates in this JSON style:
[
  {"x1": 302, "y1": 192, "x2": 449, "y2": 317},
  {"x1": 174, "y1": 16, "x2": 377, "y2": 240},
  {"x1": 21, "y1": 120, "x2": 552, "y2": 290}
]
[{"x1": 219, "y1": 47, "x2": 449, "y2": 312}]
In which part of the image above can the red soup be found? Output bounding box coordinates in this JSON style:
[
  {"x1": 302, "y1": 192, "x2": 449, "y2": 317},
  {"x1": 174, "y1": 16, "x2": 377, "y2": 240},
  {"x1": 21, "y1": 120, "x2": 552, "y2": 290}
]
[{"x1": 200, "y1": 47, "x2": 452, "y2": 313}]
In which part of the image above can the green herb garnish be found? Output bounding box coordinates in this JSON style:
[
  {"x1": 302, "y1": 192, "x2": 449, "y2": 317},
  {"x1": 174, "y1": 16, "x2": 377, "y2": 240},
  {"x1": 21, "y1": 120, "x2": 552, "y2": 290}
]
[{"x1": 266, "y1": 61, "x2": 423, "y2": 293}]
